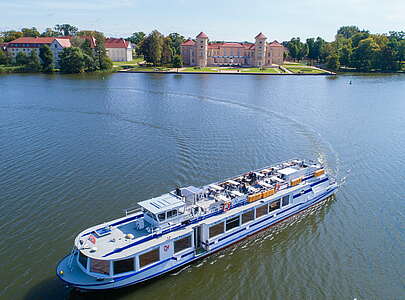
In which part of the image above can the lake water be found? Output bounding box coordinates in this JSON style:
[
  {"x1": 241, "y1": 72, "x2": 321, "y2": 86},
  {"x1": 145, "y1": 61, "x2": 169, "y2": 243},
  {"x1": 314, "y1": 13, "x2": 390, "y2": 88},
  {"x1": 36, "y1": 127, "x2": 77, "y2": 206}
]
[{"x1": 0, "y1": 72, "x2": 404, "y2": 300}]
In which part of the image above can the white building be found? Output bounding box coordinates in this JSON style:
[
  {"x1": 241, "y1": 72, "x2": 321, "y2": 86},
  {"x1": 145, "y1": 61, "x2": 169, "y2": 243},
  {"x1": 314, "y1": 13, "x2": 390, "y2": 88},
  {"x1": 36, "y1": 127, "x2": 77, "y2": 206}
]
[
  {"x1": 6, "y1": 37, "x2": 71, "y2": 67},
  {"x1": 105, "y1": 38, "x2": 133, "y2": 62}
]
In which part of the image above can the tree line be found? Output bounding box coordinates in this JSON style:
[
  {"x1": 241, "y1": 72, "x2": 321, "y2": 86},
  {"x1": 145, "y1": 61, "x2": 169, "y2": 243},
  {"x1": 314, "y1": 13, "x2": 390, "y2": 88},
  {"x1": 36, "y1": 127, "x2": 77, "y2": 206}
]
[
  {"x1": 127, "y1": 30, "x2": 185, "y2": 67},
  {"x1": 284, "y1": 26, "x2": 405, "y2": 71},
  {"x1": 0, "y1": 25, "x2": 112, "y2": 73}
]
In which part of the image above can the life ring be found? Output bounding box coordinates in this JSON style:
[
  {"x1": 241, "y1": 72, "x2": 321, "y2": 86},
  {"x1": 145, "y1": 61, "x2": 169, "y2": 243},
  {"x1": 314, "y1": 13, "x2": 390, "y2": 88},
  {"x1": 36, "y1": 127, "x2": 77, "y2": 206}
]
[{"x1": 223, "y1": 202, "x2": 231, "y2": 212}]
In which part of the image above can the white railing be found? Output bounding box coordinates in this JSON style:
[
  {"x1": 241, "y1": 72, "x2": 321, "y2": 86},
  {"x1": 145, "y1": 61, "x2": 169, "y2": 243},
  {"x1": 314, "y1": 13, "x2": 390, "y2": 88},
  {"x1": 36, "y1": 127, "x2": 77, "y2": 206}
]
[{"x1": 124, "y1": 207, "x2": 142, "y2": 216}]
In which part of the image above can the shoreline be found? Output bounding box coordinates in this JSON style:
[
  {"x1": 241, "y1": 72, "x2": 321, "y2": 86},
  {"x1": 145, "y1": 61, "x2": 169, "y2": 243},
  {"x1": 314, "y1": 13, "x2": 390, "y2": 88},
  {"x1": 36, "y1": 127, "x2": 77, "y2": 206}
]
[{"x1": 117, "y1": 70, "x2": 336, "y2": 76}]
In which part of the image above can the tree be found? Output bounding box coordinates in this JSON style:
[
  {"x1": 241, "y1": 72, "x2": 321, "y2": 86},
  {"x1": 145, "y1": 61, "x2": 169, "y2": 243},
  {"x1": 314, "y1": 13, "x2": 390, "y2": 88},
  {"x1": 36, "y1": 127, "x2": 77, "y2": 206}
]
[
  {"x1": 161, "y1": 37, "x2": 174, "y2": 64},
  {"x1": 54, "y1": 24, "x2": 78, "y2": 36},
  {"x1": 339, "y1": 45, "x2": 352, "y2": 67},
  {"x1": 313, "y1": 37, "x2": 326, "y2": 61},
  {"x1": 326, "y1": 53, "x2": 340, "y2": 70},
  {"x1": 128, "y1": 32, "x2": 145, "y2": 45},
  {"x1": 140, "y1": 30, "x2": 164, "y2": 65},
  {"x1": 25, "y1": 50, "x2": 42, "y2": 72},
  {"x1": 306, "y1": 38, "x2": 316, "y2": 61},
  {"x1": 83, "y1": 53, "x2": 96, "y2": 72},
  {"x1": 2, "y1": 30, "x2": 23, "y2": 42},
  {"x1": 172, "y1": 54, "x2": 183, "y2": 68},
  {"x1": 377, "y1": 40, "x2": 400, "y2": 71},
  {"x1": 0, "y1": 49, "x2": 11, "y2": 65},
  {"x1": 41, "y1": 28, "x2": 59, "y2": 37},
  {"x1": 59, "y1": 47, "x2": 85, "y2": 73},
  {"x1": 337, "y1": 26, "x2": 361, "y2": 39},
  {"x1": 167, "y1": 33, "x2": 185, "y2": 55},
  {"x1": 398, "y1": 40, "x2": 405, "y2": 61},
  {"x1": 351, "y1": 32, "x2": 370, "y2": 47},
  {"x1": 93, "y1": 34, "x2": 112, "y2": 70},
  {"x1": 15, "y1": 52, "x2": 29, "y2": 65},
  {"x1": 21, "y1": 27, "x2": 40, "y2": 37},
  {"x1": 351, "y1": 37, "x2": 380, "y2": 71},
  {"x1": 285, "y1": 37, "x2": 307, "y2": 61},
  {"x1": 39, "y1": 45, "x2": 54, "y2": 72}
]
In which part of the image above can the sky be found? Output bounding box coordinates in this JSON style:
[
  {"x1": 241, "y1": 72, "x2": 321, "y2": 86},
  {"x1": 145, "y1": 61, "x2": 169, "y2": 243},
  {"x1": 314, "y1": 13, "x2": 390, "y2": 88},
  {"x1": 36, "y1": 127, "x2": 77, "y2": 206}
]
[{"x1": 1, "y1": 0, "x2": 404, "y2": 42}]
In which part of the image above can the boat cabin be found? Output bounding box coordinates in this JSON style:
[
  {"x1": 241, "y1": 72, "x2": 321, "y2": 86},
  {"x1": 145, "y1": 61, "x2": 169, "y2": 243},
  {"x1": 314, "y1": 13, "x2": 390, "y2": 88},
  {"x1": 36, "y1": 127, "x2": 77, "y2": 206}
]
[{"x1": 138, "y1": 193, "x2": 185, "y2": 227}]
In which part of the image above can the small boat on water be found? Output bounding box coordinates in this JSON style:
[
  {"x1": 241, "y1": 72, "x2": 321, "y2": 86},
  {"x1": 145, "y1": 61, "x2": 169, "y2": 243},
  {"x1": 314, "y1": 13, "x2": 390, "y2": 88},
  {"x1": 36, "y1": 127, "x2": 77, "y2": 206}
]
[{"x1": 56, "y1": 159, "x2": 338, "y2": 290}]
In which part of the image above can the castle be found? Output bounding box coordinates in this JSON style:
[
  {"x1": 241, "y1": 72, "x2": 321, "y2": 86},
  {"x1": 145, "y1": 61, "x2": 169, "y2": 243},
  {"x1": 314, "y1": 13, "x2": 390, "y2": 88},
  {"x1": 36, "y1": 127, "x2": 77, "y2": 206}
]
[{"x1": 180, "y1": 32, "x2": 285, "y2": 67}]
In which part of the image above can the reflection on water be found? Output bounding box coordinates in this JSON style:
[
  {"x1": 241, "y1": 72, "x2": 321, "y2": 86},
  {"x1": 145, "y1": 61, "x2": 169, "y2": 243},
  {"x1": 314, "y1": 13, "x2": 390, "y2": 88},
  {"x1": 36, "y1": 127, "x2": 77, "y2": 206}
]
[{"x1": 0, "y1": 73, "x2": 404, "y2": 300}]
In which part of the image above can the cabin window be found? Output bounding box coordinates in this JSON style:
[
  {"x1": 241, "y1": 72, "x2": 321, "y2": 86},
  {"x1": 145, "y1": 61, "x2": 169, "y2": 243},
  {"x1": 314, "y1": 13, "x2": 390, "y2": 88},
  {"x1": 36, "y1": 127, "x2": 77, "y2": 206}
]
[
  {"x1": 282, "y1": 195, "x2": 290, "y2": 206},
  {"x1": 90, "y1": 259, "x2": 110, "y2": 275},
  {"x1": 139, "y1": 248, "x2": 160, "y2": 268},
  {"x1": 269, "y1": 200, "x2": 281, "y2": 212},
  {"x1": 158, "y1": 213, "x2": 165, "y2": 222},
  {"x1": 209, "y1": 222, "x2": 224, "y2": 238},
  {"x1": 226, "y1": 216, "x2": 240, "y2": 231},
  {"x1": 114, "y1": 258, "x2": 135, "y2": 274},
  {"x1": 256, "y1": 204, "x2": 268, "y2": 218},
  {"x1": 174, "y1": 235, "x2": 192, "y2": 253},
  {"x1": 167, "y1": 209, "x2": 178, "y2": 219},
  {"x1": 78, "y1": 251, "x2": 88, "y2": 269},
  {"x1": 242, "y1": 210, "x2": 254, "y2": 224}
]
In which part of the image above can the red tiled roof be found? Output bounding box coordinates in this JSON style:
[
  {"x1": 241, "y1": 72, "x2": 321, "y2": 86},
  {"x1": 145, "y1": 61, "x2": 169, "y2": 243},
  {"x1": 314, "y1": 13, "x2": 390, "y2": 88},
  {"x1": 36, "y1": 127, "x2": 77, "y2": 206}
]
[
  {"x1": 105, "y1": 38, "x2": 130, "y2": 48},
  {"x1": 181, "y1": 39, "x2": 195, "y2": 46},
  {"x1": 196, "y1": 32, "x2": 208, "y2": 38},
  {"x1": 55, "y1": 38, "x2": 71, "y2": 48},
  {"x1": 269, "y1": 40, "x2": 283, "y2": 47},
  {"x1": 255, "y1": 32, "x2": 267, "y2": 39},
  {"x1": 8, "y1": 37, "x2": 56, "y2": 44}
]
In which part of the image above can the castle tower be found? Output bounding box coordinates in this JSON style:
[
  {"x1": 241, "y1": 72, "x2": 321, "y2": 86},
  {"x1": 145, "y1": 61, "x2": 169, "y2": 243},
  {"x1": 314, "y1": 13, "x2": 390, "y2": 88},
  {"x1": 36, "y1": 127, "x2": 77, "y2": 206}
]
[
  {"x1": 254, "y1": 32, "x2": 267, "y2": 68},
  {"x1": 195, "y1": 32, "x2": 208, "y2": 67}
]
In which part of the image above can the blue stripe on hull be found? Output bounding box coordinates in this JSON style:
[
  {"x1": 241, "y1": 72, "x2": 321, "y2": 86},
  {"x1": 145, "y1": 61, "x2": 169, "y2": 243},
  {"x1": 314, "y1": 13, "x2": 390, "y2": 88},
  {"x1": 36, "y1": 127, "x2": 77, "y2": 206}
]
[{"x1": 62, "y1": 186, "x2": 336, "y2": 290}]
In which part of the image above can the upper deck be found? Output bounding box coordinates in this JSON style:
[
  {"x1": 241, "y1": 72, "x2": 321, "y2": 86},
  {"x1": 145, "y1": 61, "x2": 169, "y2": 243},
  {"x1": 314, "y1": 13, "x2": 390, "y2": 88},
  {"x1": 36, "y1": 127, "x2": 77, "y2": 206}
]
[{"x1": 75, "y1": 159, "x2": 324, "y2": 259}]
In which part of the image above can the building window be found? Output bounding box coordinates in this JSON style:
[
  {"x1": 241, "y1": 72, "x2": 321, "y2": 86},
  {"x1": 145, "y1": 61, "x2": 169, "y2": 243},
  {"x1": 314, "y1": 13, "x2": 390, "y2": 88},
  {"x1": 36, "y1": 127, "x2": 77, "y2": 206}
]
[
  {"x1": 269, "y1": 200, "x2": 281, "y2": 212},
  {"x1": 174, "y1": 235, "x2": 192, "y2": 253},
  {"x1": 90, "y1": 259, "x2": 110, "y2": 275},
  {"x1": 114, "y1": 258, "x2": 135, "y2": 274},
  {"x1": 242, "y1": 210, "x2": 254, "y2": 224},
  {"x1": 139, "y1": 248, "x2": 160, "y2": 268},
  {"x1": 226, "y1": 216, "x2": 240, "y2": 231},
  {"x1": 282, "y1": 195, "x2": 290, "y2": 206},
  {"x1": 256, "y1": 204, "x2": 268, "y2": 218},
  {"x1": 78, "y1": 251, "x2": 88, "y2": 269},
  {"x1": 209, "y1": 222, "x2": 224, "y2": 238}
]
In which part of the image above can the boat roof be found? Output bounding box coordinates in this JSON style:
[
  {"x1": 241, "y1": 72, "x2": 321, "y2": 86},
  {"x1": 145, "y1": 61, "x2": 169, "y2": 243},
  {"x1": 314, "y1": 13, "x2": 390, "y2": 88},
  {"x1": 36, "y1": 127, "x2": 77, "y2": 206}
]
[
  {"x1": 181, "y1": 186, "x2": 203, "y2": 197},
  {"x1": 138, "y1": 193, "x2": 185, "y2": 214},
  {"x1": 278, "y1": 167, "x2": 298, "y2": 176}
]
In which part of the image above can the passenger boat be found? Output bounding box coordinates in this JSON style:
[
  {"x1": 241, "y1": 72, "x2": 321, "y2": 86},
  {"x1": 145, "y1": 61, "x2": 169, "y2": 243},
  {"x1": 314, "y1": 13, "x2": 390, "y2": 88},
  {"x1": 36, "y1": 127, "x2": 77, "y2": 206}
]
[{"x1": 56, "y1": 159, "x2": 337, "y2": 290}]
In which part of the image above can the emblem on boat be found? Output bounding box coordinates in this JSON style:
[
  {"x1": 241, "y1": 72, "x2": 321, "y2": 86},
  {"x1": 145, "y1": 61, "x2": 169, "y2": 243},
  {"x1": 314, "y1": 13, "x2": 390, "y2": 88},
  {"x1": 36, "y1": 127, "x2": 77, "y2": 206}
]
[{"x1": 164, "y1": 245, "x2": 170, "y2": 252}]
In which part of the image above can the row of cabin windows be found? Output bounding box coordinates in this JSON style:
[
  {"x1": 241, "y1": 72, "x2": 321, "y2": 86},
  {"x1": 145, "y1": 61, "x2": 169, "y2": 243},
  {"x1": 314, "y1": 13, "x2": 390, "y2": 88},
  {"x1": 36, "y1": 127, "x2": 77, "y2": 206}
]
[
  {"x1": 78, "y1": 235, "x2": 192, "y2": 275},
  {"x1": 209, "y1": 195, "x2": 290, "y2": 238},
  {"x1": 147, "y1": 209, "x2": 178, "y2": 222}
]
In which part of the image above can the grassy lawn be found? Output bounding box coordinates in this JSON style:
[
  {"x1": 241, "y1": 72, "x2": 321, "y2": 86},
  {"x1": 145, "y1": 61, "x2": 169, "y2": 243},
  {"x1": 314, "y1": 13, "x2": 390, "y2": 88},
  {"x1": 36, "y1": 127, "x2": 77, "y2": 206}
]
[
  {"x1": 182, "y1": 67, "x2": 282, "y2": 73},
  {"x1": 240, "y1": 67, "x2": 281, "y2": 73},
  {"x1": 112, "y1": 57, "x2": 144, "y2": 66},
  {"x1": 284, "y1": 66, "x2": 327, "y2": 74},
  {"x1": 0, "y1": 65, "x2": 24, "y2": 73},
  {"x1": 182, "y1": 67, "x2": 220, "y2": 72}
]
